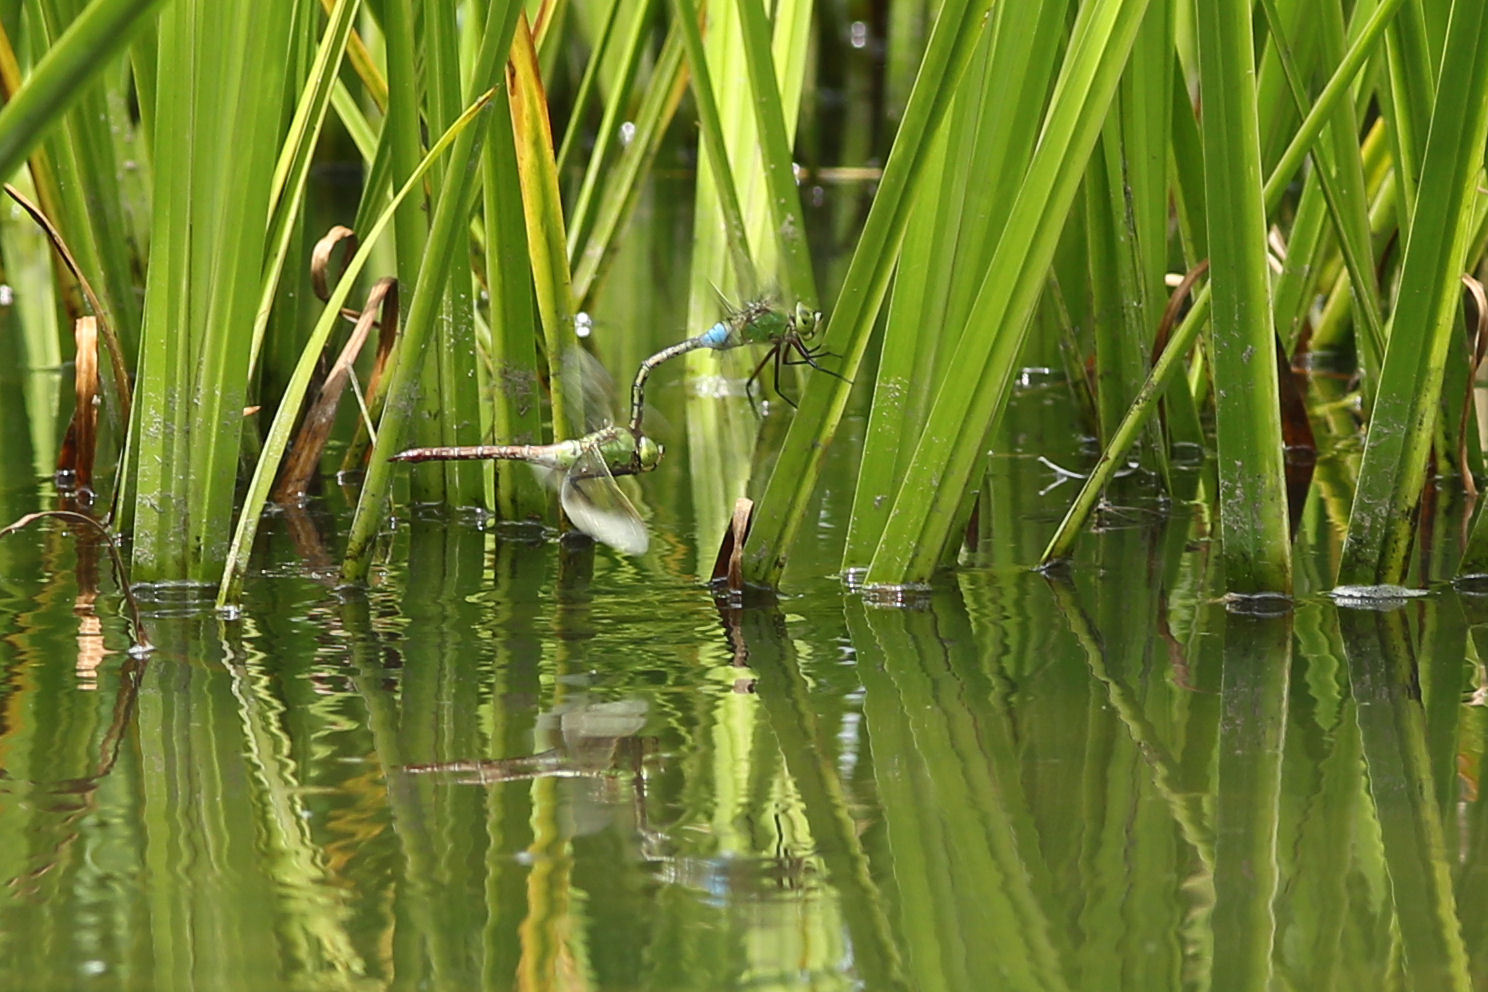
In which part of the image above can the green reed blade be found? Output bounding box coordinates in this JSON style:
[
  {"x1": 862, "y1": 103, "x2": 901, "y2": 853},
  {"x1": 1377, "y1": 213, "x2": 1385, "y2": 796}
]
[
  {"x1": 507, "y1": 11, "x2": 584, "y2": 443},
  {"x1": 673, "y1": 0, "x2": 814, "y2": 562},
  {"x1": 0, "y1": 0, "x2": 165, "y2": 181},
  {"x1": 30, "y1": 0, "x2": 142, "y2": 358},
  {"x1": 1040, "y1": 0, "x2": 1406, "y2": 564},
  {"x1": 1260, "y1": 0, "x2": 1385, "y2": 369},
  {"x1": 1103, "y1": 0, "x2": 1177, "y2": 481},
  {"x1": 380, "y1": 0, "x2": 425, "y2": 290},
  {"x1": 847, "y1": 1, "x2": 1075, "y2": 572},
  {"x1": 1343, "y1": 2, "x2": 1488, "y2": 586},
  {"x1": 552, "y1": 0, "x2": 623, "y2": 180},
  {"x1": 337, "y1": 3, "x2": 522, "y2": 585},
  {"x1": 740, "y1": 0, "x2": 995, "y2": 587},
  {"x1": 1194, "y1": 0, "x2": 1291, "y2": 595},
  {"x1": 860, "y1": 0, "x2": 1149, "y2": 587},
  {"x1": 732, "y1": 0, "x2": 816, "y2": 306},
  {"x1": 482, "y1": 92, "x2": 548, "y2": 522},
  {"x1": 1252, "y1": 0, "x2": 1315, "y2": 174},
  {"x1": 570, "y1": 24, "x2": 686, "y2": 306},
  {"x1": 126, "y1": 0, "x2": 300, "y2": 581},
  {"x1": 1381, "y1": 0, "x2": 1435, "y2": 220},
  {"x1": 1087, "y1": 132, "x2": 1143, "y2": 455},
  {"x1": 411, "y1": 0, "x2": 484, "y2": 508},
  {"x1": 562, "y1": 0, "x2": 654, "y2": 256},
  {"x1": 330, "y1": 78, "x2": 377, "y2": 162},
  {"x1": 247, "y1": 0, "x2": 364, "y2": 381},
  {"x1": 842, "y1": 121, "x2": 952, "y2": 570},
  {"x1": 219, "y1": 87, "x2": 497, "y2": 604},
  {"x1": 669, "y1": 0, "x2": 757, "y2": 291},
  {"x1": 844, "y1": 0, "x2": 1073, "y2": 569}
]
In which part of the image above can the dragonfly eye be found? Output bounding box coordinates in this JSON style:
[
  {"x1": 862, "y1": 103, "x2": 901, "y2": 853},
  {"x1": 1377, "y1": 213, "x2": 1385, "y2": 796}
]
[
  {"x1": 793, "y1": 303, "x2": 823, "y2": 339},
  {"x1": 637, "y1": 436, "x2": 664, "y2": 469}
]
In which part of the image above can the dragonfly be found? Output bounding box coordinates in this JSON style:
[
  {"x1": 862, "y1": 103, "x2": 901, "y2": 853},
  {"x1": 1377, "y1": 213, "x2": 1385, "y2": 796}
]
[
  {"x1": 390, "y1": 425, "x2": 664, "y2": 555},
  {"x1": 628, "y1": 298, "x2": 845, "y2": 431}
]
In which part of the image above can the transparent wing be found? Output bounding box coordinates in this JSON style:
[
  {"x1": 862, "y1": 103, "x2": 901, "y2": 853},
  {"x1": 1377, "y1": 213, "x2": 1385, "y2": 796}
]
[
  {"x1": 558, "y1": 346, "x2": 618, "y2": 433},
  {"x1": 564, "y1": 342, "x2": 674, "y2": 436},
  {"x1": 558, "y1": 441, "x2": 649, "y2": 555}
]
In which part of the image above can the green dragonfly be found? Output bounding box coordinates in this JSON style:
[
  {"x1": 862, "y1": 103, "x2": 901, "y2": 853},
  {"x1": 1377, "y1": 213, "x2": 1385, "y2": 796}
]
[
  {"x1": 628, "y1": 298, "x2": 844, "y2": 431},
  {"x1": 390, "y1": 425, "x2": 663, "y2": 555}
]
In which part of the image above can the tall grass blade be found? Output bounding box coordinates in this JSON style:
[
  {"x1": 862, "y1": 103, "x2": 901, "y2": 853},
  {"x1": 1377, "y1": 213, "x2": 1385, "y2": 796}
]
[
  {"x1": 860, "y1": 0, "x2": 1150, "y2": 587},
  {"x1": 509, "y1": 11, "x2": 584, "y2": 442},
  {"x1": 740, "y1": 0, "x2": 995, "y2": 586},
  {"x1": 1193, "y1": 0, "x2": 1290, "y2": 594},
  {"x1": 0, "y1": 0, "x2": 165, "y2": 181},
  {"x1": 412, "y1": 0, "x2": 484, "y2": 507},
  {"x1": 1106, "y1": 0, "x2": 1175, "y2": 475},
  {"x1": 219, "y1": 89, "x2": 497, "y2": 604},
  {"x1": 669, "y1": 0, "x2": 758, "y2": 291},
  {"x1": 1381, "y1": 0, "x2": 1436, "y2": 220},
  {"x1": 1042, "y1": 0, "x2": 1404, "y2": 565},
  {"x1": 248, "y1": 0, "x2": 363, "y2": 380},
  {"x1": 31, "y1": 0, "x2": 144, "y2": 358},
  {"x1": 1259, "y1": 0, "x2": 1384, "y2": 367},
  {"x1": 125, "y1": 0, "x2": 299, "y2": 581},
  {"x1": 731, "y1": 0, "x2": 816, "y2": 305},
  {"x1": 569, "y1": 25, "x2": 686, "y2": 305},
  {"x1": 560, "y1": 0, "x2": 654, "y2": 255},
  {"x1": 339, "y1": 3, "x2": 522, "y2": 585},
  {"x1": 1340, "y1": 2, "x2": 1488, "y2": 586},
  {"x1": 843, "y1": 1, "x2": 1069, "y2": 570},
  {"x1": 482, "y1": 93, "x2": 548, "y2": 522},
  {"x1": 552, "y1": 0, "x2": 624, "y2": 180}
]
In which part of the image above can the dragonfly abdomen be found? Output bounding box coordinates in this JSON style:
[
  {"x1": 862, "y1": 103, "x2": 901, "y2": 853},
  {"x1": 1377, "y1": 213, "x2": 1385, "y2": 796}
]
[{"x1": 390, "y1": 443, "x2": 563, "y2": 465}]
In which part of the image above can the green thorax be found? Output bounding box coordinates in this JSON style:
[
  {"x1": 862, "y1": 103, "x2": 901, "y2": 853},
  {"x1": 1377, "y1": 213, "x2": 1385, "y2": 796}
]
[
  {"x1": 729, "y1": 300, "x2": 791, "y2": 346},
  {"x1": 570, "y1": 426, "x2": 665, "y2": 477}
]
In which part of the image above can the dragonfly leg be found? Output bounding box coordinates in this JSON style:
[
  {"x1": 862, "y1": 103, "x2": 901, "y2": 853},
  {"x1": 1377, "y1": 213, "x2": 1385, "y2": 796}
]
[
  {"x1": 745, "y1": 347, "x2": 775, "y2": 415},
  {"x1": 782, "y1": 337, "x2": 853, "y2": 383},
  {"x1": 772, "y1": 340, "x2": 800, "y2": 409}
]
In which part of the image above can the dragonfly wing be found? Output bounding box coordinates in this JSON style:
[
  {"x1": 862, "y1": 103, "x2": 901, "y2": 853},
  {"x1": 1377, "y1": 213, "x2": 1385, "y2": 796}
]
[
  {"x1": 559, "y1": 347, "x2": 620, "y2": 433},
  {"x1": 559, "y1": 442, "x2": 649, "y2": 555}
]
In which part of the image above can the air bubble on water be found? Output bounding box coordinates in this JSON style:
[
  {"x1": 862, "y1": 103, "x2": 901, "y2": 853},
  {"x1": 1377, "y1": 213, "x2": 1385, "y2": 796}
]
[
  {"x1": 620, "y1": 121, "x2": 637, "y2": 146},
  {"x1": 850, "y1": 21, "x2": 869, "y2": 48}
]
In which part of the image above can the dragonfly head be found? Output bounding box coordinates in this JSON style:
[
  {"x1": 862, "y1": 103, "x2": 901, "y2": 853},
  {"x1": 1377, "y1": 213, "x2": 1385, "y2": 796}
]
[
  {"x1": 636, "y1": 435, "x2": 664, "y2": 472},
  {"x1": 793, "y1": 302, "x2": 823, "y2": 340}
]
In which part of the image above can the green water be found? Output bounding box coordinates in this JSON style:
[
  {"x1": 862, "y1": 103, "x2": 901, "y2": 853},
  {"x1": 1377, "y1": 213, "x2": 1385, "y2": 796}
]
[{"x1": 3, "y1": 326, "x2": 1488, "y2": 991}]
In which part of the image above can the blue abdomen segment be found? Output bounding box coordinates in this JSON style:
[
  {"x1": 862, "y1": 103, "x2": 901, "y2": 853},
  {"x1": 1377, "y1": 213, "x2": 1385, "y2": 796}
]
[{"x1": 699, "y1": 322, "x2": 731, "y2": 349}]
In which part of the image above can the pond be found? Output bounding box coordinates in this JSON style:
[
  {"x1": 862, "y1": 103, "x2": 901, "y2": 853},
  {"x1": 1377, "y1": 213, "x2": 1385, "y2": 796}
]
[{"x1": 3, "y1": 281, "x2": 1486, "y2": 992}]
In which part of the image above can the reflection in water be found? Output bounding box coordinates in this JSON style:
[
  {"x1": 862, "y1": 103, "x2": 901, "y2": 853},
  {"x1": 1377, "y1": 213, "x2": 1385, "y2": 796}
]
[
  {"x1": 7, "y1": 506, "x2": 1488, "y2": 988},
  {"x1": 15, "y1": 418, "x2": 1488, "y2": 992},
  {"x1": 5, "y1": 323, "x2": 1488, "y2": 988}
]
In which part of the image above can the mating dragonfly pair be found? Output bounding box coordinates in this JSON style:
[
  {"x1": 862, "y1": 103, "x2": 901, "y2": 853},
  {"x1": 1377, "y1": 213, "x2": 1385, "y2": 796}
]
[{"x1": 390, "y1": 299, "x2": 843, "y2": 555}]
